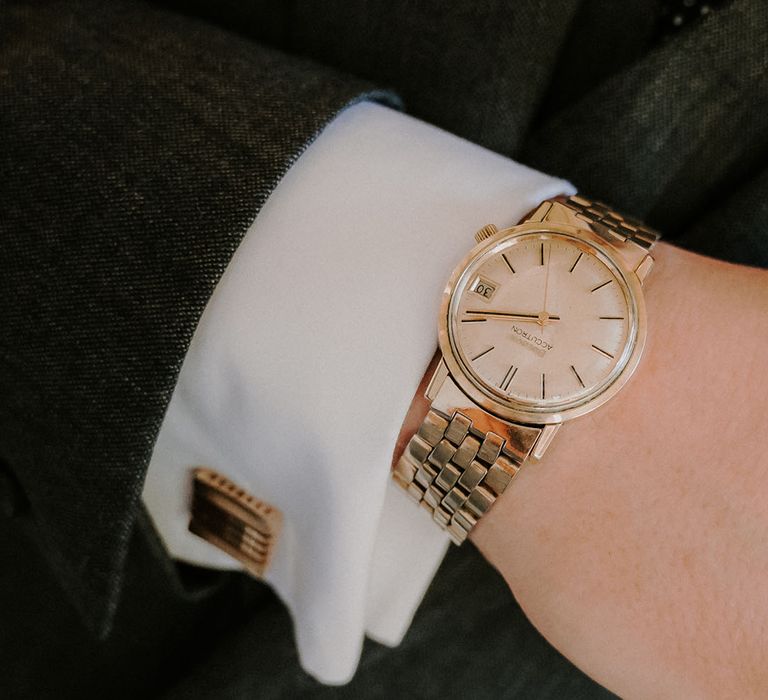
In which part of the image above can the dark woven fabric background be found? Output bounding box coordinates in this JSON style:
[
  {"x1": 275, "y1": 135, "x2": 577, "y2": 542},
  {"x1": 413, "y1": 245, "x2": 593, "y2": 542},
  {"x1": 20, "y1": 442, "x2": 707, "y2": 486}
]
[
  {"x1": 1, "y1": 0, "x2": 766, "y2": 697},
  {"x1": 0, "y1": 0, "x2": 393, "y2": 636}
]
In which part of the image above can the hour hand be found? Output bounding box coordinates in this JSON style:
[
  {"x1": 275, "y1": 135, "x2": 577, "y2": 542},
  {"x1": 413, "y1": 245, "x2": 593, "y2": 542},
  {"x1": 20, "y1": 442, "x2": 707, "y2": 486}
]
[{"x1": 466, "y1": 310, "x2": 560, "y2": 323}]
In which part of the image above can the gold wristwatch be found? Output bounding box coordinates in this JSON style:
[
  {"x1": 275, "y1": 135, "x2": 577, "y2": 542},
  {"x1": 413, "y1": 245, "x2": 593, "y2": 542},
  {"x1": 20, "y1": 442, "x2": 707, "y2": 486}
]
[{"x1": 393, "y1": 196, "x2": 659, "y2": 545}]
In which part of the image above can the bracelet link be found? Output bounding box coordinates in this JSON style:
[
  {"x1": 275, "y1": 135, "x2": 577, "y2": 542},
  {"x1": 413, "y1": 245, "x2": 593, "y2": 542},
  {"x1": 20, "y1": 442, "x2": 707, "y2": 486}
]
[
  {"x1": 394, "y1": 408, "x2": 533, "y2": 545},
  {"x1": 564, "y1": 195, "x2": 660, "y2": 251}
]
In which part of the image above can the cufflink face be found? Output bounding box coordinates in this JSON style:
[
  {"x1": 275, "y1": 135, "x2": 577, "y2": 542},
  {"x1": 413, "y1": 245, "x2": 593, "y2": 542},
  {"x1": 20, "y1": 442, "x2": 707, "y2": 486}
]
[{"x1": 188, "y1": 467, "x2": 282, "y2": 579}]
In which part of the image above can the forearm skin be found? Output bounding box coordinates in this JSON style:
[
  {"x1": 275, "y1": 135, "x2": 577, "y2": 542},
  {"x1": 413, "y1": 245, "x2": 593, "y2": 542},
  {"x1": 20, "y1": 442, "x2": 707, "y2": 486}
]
[{"x1": 472, "y1": 243, "x2": 768, "y2": 698}]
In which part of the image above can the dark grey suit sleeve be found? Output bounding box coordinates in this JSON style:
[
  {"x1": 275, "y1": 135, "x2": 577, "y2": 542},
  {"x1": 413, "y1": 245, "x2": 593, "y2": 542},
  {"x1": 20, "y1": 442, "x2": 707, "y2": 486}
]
[{"x1": 0, "y1": 0, "x2": 398, "y2": 636}]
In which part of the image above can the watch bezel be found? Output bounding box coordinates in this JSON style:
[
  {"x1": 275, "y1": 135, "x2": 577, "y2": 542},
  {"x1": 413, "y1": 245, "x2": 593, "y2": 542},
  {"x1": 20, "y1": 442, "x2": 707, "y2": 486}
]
[{"x1": 438, "y1": 221, "x2": 648, "y2": 426}]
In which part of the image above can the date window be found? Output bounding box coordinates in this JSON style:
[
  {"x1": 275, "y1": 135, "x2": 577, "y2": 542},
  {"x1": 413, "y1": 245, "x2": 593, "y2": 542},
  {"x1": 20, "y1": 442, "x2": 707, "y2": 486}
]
[{"x1": 471, "y1": 276, "x2": 498, "y2": 302}]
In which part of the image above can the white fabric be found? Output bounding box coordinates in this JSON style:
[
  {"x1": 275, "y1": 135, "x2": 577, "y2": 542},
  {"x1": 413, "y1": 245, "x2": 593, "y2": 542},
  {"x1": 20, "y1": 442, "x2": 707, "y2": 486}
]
[{"x1": 142, "y1": 102, "x2": 573, "y2": 684}]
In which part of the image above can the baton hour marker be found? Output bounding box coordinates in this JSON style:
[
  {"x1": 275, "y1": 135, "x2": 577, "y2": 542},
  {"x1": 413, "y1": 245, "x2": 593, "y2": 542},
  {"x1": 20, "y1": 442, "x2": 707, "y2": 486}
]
[
  {"x1": 591, "y1": 344, "x2": 614, "y2": 359},
  {"x1": 500, "y1": 365, "x2": 518, "y2": 391},
  {"x1": 569, "y1": 252, "x2": 583, "y2": 273},
  {"x1": 590, "y1": 279, "x2": 613, "y2": 293},
  {"x1": 471, "y1": 346, "x2": 495, "y2": 362}
]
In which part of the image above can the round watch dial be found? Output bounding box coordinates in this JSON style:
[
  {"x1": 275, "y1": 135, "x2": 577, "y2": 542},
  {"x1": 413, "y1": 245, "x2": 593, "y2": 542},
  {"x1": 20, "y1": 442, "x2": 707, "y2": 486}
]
[{"x1": 448, "y1": 231, "x2": 638, "y2": 412}]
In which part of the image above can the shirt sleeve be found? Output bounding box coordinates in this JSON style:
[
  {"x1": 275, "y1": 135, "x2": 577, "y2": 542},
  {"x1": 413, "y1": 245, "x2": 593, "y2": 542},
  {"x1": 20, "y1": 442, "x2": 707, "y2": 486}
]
[{"x1": 142, "y1": 102, "x2": 574, "y2": 684}]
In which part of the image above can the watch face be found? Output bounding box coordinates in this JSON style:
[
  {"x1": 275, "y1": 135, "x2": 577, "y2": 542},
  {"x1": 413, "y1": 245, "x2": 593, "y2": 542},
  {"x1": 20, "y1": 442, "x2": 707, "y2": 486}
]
[{"x1": 447, "y1": 230, "x2": 639, "y2": 415}]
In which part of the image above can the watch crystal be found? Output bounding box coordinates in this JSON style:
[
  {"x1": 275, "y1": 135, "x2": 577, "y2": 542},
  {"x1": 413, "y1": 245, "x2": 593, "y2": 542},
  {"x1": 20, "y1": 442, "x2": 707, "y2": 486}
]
[{"x1": 449, "y1": 231, "x2": 637, "y2": 412}]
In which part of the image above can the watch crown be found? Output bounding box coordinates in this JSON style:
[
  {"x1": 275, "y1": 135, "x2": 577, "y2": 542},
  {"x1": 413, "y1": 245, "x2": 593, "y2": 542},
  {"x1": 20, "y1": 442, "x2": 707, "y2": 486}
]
[{"x1": 474, "y1": 223, "x2": 499, "y2": 244}]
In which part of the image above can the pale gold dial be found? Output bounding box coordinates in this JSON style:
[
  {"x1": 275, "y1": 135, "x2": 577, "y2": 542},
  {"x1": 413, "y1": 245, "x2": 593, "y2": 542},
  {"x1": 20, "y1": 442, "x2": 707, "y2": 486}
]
[{"x1": 448, "y1": 231, "x2": 638, "y2": 411}]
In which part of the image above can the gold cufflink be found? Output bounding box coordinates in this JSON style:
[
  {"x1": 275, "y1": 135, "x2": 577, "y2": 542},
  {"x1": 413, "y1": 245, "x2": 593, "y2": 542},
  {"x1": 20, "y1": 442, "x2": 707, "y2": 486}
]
[{"x1": 188, "y1": 467, "x2": 282, "y2": 579}]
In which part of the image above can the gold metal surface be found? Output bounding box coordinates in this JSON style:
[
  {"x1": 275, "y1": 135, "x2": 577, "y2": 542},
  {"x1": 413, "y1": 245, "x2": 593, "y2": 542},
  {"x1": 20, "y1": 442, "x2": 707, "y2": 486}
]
[
  {"x1": 188, "y1": 467, "x2": 282, "y2": 578},
  {"x1": 393, "y1": 196, "x2": 659, "y2": 543},
  {"x1": 437, "y1": 201, "x2": 655, "y2": 426},
  {"x1": 394, "y1": 407, "x2": 541, "y2": 545},
  {"x1": 634, "y1": 254, "x2": 655, "y2": 284},
  {"x1": 474, "y1": 223, "x2": 499, "y2": 243}
]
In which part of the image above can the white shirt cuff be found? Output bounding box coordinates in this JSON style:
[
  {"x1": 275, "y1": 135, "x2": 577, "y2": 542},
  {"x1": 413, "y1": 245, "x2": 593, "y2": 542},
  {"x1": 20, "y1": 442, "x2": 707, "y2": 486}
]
[{"x1": 142, "y1": 101, "x2": 574, "y2": 684}]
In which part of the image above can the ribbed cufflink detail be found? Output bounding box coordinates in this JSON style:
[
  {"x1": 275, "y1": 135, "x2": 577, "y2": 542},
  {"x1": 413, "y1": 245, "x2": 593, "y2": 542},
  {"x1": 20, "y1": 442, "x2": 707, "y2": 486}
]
[{"x1": 188, "y1": 467, "x2": 282, "y2": 578}]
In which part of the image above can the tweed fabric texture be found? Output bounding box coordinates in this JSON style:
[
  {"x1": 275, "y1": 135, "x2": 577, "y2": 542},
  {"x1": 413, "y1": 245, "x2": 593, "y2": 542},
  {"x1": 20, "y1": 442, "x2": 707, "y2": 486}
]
[
  {"x1": 0, "y1": 0, "x2": 395, "y2": 636},
  {"x1": 522, "y1": 0, "x2": 768, "y2": 237}
]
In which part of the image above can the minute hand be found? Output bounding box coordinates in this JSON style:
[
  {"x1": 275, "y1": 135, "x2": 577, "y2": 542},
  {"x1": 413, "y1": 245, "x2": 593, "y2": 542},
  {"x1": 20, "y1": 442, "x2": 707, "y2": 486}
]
[{"x1": 466, "y1": 310, "x2": 560, "y2": 322}]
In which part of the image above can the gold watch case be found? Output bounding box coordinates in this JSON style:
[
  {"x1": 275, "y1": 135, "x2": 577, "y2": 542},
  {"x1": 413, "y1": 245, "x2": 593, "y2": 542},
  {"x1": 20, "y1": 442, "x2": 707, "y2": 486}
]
[{"x1": 437, "y1": 219, "x2": 649, "y2": 427}]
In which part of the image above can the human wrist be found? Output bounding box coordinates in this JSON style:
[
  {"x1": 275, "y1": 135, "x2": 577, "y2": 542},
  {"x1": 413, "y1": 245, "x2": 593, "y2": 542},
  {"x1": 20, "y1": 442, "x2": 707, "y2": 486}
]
[{"x1": 471, "y1": 241, "x2": 768, "y2": 697}]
